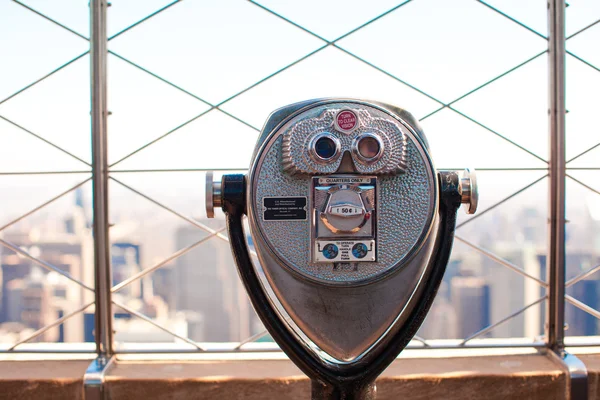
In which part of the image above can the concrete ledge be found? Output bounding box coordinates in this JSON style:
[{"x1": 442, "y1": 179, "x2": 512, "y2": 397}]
[{"x1": 0, "y1": 353, "x2": 584, "y2": 400}]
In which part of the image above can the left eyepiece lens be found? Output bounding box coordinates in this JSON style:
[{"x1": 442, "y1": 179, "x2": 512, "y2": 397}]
[
  {"x1": 310, "y1": 133, "x2": 340, "y2": 164},
  {"x1": 315, "y1": 136, "x2": 337, "y2": 160}
]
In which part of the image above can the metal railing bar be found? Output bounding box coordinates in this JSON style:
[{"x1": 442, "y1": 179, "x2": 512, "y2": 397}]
[
  {"x1": 109, "y1": 176, "x2": 230, "y2": 241},
  {"x1": 448, "y1": 50, "x2": 548, "y2": 107},
  {"x1": 8, "y1": 302, "x2": 94, "y2": 351},
  {"x1": 566, "y1": 18, "x2": 600, "y2": 40},
  {"x1": 112, "y1": 227, "x2": 227, "y2": 293},
  {"x1": 456, "y1": 174, "x2": 548, "y2": 229},
  {"x1": 108, "y1": 0, "x2": 182, "y2": 41},
  {"x1": 333, "y1": 46, "x2": 446, "y2": 105},
  {"x1": 110, "y1": 168, "x2": 247, "y2": 173},
  {"x1": 0, "y1": 170, "x2": 91, "y2": 176},
  {"x1": 0, "y1": 238, "x2": 94, "y2": 292},
  {"x1": 418, "y1": 51, "x2": 547, "y2": 122},
  {"x1": 0, "y1": 178, "x2": 91, "y2": 233},
  {"x1": 331, "y1": 0, "x2": 414, "y2": 42},
  {"x1": 455, "y1": 235, "x2": 548, "y2": 287},
  {"x1": 114, "y1": 341, "x2": 547, "y2": 354},
  {"x1": 233, "y1": 329, "x2": 270, "y2": 350},
  {"x1": 567, "y1": 50, "x2": 600, "y2": 73},
  {"x1": 0, "y1": 349, "x2": 94, "y2": 354},
  {"x1": 460, "y1": 296, "x2": 547, "y2": 345},
  {"x1": 108, "y1": 108, "x2": 213, "y2": 167},
  {"x1": 439, "y1": 167, "x2": 549, "y2": 171},
  {"x1": 566, "y1": 141, "x2": 600, "y2": 164},
  {"x1": 449, "y1": 107, "x2": 548, "y2": 163},
  {"x1": 247, "y1": 0, "x2": 328, "y2": 42},
  {"x1": 216, "y1": 108, "x2": 260, "y2": 131},
  {"x1": 109, "y1": 176, "x2": 259, "y2": 258},
  {"x1": 12, "y1": 0, "x2": 89, "y2": 41},
  {"x1": 411, "y1": 335, "x2": 431, "y2": 347},
  {"x1": 113, "y1": 300, "x2": 205, "y2": 351},
  {"x1": 567, "y1": 174, "x2": 600, "y2": 197},
  {"x1": 418, "y1": 106, "x2": 445, "y2": 121},
  {"x1": 565, "y1": 167, "x2": 600, "y2": 170},
  {"x1": 107, "y1": 50, "x2": 213, "y2": 107},
  {"x1": 566, "y1": 295, "x2": 600, "y2": 321},
  {"x1": 109, "y1": 51, "x2": 261, "y2": 133},
  {"x1": 0, "y1": 51, "x2": 89, "y2": 106},
  {"x1": 214, "y1": 45, "x2": 328, "y2": 107},
  {"x1": 0, "y1": 115, "x2": 91, "y2": 166},
  {"x1": 566, "y1": 265, "x2": 600, "y2": 288},
  {"x1": 476, "y1": 0, "x2": 548, "y2": 40}
]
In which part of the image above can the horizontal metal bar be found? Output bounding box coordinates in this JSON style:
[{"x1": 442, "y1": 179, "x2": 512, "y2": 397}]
[
  {"x1": 0, "y1": 178, "x2": 91, "y2": 232},
  {"x1": 9, "y1": 302, "x2": 94, "y2": 350},
  {"x1": 12, "y1": 0, "x2": 88, "y2": 40},
  {"x1": 110, "y1": 168, "x2": 247, "y2": 173},
  {"x1": 111, "y1": 227, "x2": 227, "y2": 293},
  {"x1": 412, "y1": 335, "x2": 431, "y2": 347},
  {"x1": 114, "y1": 342, "x2": 548, "y2": 354},
  {"x1": 113, "y1": 300, "x2": 204, "y2": 351},
  {"x1": 456, "y1": 174, "x2": 547, "y2": 229},
  {"x1": 460, "y1": 296, "x2": 547, "y2": 345},
  {"x1": 455, "y1": 236, "x2": 548, "y2": 287},
  {"x1": 0, "y1": 115, "x2": 91, "y2": 166},
  {"x1": 0, "y1": 238, "x2": 94, "y2": 292},
  {"x1": 108, "y1": 0, "x2": 182, "y2": 41},
  {"x1": 0, "y1": 170, "x2": 91, "y2": 176}
]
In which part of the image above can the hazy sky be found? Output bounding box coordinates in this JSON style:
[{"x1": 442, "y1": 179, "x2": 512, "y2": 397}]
[{"x1": 0, "y1": 0, "x2": 599, "y2": 233}]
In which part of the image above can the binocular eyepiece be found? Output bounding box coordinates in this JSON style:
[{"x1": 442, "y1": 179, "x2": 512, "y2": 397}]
[{"x1": 206, "y1": 99, "x2": 477, "y2": 399}]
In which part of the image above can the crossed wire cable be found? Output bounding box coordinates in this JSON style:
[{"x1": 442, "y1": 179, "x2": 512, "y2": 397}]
[{"x1": 2, "y1": 0, "x2": 600, "y2": 352}]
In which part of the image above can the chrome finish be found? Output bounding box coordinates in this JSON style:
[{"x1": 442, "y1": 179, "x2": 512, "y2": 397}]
[
  {"x1": 247, "y1": 99, "x2": 440, "y2": 363},
  {"x1": 90, "y1": 0, "x2": 113, "y2": 358},
  {"x1": 352, "y1": 133, "x2": 384, "y2": 165},
  {"x1": 547, "y1": 0, "x2": 567, "y2": 354},
  {"x1": 205, "y1": 171, "x2": 222, "y2": 218},
  {"x1": 83, "y1": 355, "x2": 114, "y2": 400},
  {"x1": 308, "y1": 132, "x2": 342, "y2": 165},
  {"x1": 548, "y1": 350, "x2": 588, "y2": 400},
  {"x1": 458, "y1": 168, "x2": 478, "y2": 215}
]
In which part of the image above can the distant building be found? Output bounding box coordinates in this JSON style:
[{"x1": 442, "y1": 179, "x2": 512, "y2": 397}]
[
  {"x1": 451, "y1": 275, "x2": 490, "y2": 339},
  {"x1": 174, "y1": 221, "x2": 256, "y2": 342}
]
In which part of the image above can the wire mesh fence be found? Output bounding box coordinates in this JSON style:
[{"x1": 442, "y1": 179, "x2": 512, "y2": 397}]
[{"x1": 0, "y1": 0, "x2": 598, "y2": 354}]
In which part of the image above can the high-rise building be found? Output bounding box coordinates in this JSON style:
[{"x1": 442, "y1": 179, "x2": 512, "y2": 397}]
[
  {"x1": 174, "y1": 220, "x2": 256, "y2": 342},
  {"x1": 451, "y1": 275, "x2": 490, "y2": 339}
]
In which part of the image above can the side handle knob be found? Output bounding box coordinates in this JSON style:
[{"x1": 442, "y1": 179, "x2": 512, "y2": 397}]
[
  {"x1": 459, "y1": 168, "x2": 478, "y2": 215},
  {"x1": 205, "y1": 171, "x2": 222, "y2": 218}
]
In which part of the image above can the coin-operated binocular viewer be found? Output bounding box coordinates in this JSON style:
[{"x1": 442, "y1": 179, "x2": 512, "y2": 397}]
[{"x1": 206, "y1": 99, "x2": 478, "y2": 400}]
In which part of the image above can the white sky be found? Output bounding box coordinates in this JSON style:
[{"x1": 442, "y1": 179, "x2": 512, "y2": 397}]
[{"x1": 0, "y1": 0, "x2": 599, "y2": 237}]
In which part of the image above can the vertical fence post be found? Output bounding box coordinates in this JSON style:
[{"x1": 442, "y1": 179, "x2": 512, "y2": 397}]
[
  {"x1": 90, "y1": 0, "x2": 113, "y2": 359},
  {"x1": 84, "y1": 1, "x2": 113, "y2": 398},
  {"x1": 546, "y1": 0, "x2": 566, "y2": 354},
  {"x1": 546, "y1": 2, "x2": 588, "y2": 398}
]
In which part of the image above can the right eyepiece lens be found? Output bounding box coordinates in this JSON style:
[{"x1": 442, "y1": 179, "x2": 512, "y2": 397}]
[
  {"x1": 315, "y1": 136, "x2": 337, "y2": 160},
  {"x1": 357, "y1": 136, "x2": 381, "y2": 160}
]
